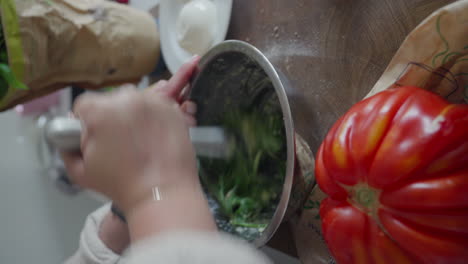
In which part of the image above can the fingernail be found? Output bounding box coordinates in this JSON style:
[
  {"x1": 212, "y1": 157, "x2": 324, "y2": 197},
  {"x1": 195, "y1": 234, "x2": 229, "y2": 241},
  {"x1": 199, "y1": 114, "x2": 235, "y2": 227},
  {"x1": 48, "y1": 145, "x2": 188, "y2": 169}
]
[
  {"x1": 186, "y1": 103, "x2": 197, "y2": 115},
  {"x1": 190, "y1": 55, "x2": 200, "y2": 63}
]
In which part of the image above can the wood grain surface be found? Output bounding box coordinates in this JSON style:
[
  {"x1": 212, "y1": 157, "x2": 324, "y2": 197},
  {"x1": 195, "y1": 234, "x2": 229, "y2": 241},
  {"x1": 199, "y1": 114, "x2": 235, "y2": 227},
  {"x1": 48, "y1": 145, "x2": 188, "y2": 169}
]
[
  {"x1": 227, "y1": 0, "x2": 453, "y2": 154},
  {"x1": 225, "y1": 0, "x2": 456, "y2": 257}
]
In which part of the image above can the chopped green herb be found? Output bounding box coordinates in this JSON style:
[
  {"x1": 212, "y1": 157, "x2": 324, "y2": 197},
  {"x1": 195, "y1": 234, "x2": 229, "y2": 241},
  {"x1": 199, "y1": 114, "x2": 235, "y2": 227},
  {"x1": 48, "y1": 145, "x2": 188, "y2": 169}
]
[{"x1": 200, "y1": 109, "x2": 286, "y2": 229}]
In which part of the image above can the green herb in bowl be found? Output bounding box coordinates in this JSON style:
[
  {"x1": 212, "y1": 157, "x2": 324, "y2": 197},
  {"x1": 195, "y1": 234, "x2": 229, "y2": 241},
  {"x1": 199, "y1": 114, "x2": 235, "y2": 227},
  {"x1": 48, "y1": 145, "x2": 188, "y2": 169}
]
[{"x1": 200, "y1": 109, "x2": 286, "y2": 231}]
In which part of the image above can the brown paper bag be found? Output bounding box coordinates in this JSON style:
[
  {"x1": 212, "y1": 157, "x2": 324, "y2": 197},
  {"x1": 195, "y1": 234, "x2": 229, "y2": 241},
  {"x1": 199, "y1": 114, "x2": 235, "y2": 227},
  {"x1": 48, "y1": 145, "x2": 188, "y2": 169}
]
[
  {"x1": 293, "y1": 1, "x2": 467, "y2": 263},
  {"x1": 0, "y1": 0, "x2": 160, "y2": 110}
]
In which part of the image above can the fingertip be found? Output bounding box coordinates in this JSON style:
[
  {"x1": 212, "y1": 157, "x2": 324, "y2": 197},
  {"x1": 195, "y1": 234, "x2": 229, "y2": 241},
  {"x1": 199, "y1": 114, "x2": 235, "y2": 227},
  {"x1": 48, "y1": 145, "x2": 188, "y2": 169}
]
[
  {"x1": 182, "y1": 55, "x2": 200, "y2": 75},
  {"x1": 181, "y1": 101, "x2": 197, "y2": 115},
  {"x1": 190, "y1": 55, "x2": 201, "y2": 65}
]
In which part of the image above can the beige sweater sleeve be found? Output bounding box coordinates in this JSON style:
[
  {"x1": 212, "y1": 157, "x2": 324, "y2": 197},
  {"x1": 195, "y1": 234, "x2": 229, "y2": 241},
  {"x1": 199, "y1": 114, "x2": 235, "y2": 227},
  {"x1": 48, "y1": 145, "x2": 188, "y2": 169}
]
[
  {"x1": 64, "y1": 205, "x2": 272, "y2": 264},
  {"x1": 123, "y1": 232, "x2": 273, "y2": 264},
  {"x1": 63, "y1": 204, "x2": 121, "y2": 264}
]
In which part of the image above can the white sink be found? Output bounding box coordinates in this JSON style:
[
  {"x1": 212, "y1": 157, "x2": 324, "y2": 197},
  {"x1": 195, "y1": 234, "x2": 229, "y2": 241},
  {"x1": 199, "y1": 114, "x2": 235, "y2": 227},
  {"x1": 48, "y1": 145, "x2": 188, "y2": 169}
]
[{"x1": 0, "y1": 107, "x2": 102, "y2": 263}]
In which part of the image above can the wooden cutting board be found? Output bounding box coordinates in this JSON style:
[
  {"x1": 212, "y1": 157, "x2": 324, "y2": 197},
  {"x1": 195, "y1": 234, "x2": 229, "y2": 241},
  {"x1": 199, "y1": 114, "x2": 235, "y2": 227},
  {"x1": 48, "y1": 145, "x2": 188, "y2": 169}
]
[{"x1": 225, "y1": 0, "x2": 455, "y2": 257}]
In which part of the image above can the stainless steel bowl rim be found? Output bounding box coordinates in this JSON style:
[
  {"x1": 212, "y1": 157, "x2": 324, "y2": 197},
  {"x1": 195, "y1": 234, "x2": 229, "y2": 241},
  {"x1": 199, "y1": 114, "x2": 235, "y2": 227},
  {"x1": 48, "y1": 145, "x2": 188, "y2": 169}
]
[{"x1": 190, "y1": 40, "x2": 295, "y2": 247}]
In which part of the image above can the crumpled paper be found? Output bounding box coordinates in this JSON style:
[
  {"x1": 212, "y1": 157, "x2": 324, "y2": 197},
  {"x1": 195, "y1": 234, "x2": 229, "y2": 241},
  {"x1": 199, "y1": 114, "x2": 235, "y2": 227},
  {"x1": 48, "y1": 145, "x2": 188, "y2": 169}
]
[
  {"x1": 0, "y1": 0, "x2": 160, "y2": 110},
  {"x1": 292, "y1": 1, "x2": 467, "y2": 263}
]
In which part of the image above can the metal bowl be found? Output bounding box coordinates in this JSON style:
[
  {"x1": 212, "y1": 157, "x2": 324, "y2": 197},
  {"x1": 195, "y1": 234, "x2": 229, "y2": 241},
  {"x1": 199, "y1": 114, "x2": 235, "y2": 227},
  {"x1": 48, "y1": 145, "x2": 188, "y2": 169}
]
[{"x1": 189, "y1": 40, "x2": 296, "y2": 246}]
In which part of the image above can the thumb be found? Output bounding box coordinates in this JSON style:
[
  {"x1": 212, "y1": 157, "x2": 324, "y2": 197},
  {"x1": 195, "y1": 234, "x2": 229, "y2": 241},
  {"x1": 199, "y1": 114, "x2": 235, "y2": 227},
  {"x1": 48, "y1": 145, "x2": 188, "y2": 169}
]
[{"x1": 60, "y1": 152, "x2": 86, "y2": 187}]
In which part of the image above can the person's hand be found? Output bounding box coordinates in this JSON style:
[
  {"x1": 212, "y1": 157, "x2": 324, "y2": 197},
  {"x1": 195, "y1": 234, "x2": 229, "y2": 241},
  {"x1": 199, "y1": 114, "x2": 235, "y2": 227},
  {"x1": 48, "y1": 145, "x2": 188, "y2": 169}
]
[
  {"x1": 63, "y1": 56, "x2": 216, "y2": 242},
  {"x1": 62, "y1": 57, "x2": 202, "y2": 211}
]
